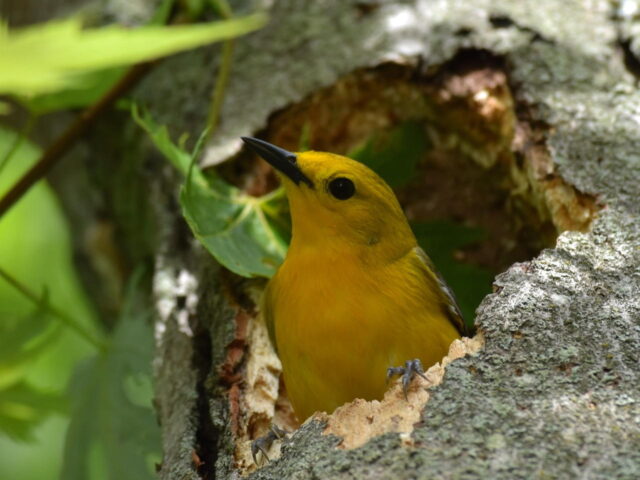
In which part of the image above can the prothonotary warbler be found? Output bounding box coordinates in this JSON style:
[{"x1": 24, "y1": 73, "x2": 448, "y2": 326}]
[{"x1": 242, "y1": 137, "x2": 468, "y2": 422}]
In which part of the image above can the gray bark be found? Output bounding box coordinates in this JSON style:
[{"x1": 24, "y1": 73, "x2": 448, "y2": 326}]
[{"x1": 14, "y1": 0, "x2": 640, "y2": 478}]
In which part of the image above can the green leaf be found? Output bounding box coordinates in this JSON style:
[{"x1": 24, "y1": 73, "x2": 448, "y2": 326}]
[
  {"x1": 149, "y1": 0, "x2": 177, "y2": 26},
  {"x1": 18, "y1": 0, "x2": 176, "y2": 114},
  {"x1": 0, "y1": 126, "x2": 98, "y2": 476},
  {"x1": 134, "y1": 108, "x2": 290, "y2": 277},
  {"x1": 0, "y1": 14, "x2": 267, "y2": 98},
  {"x1": 0, "y1": 381, "x2": 65, "y2": 441},
  {"x1": 298, "y1": 122, "x2": 311, "y2": 151},
  {"x1": 412, "y1": 221, "x2": 493, "y2": 326},
  {"x1": 0, "y1": 293, "x2": 61, "y2": 389},
  {"x1": 61, "y1": 276, "x2": 160, "y2": 480},
  {"x1": 349, "y1": 121, "x2": 430, "y2": 187},
  {"x1": 24, "y1": 68, "x2": 126, "y2": 114},
  {"x1": 131, "y1": 105, "x2": 196, "y2": 178}
]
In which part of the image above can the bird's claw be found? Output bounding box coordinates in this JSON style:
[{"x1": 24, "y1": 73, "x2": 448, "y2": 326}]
[
  {"x1": 386, "y1": 359, "x2": 428, "y2": 400},
  {"x1": 251, "y1": 425, "x2": 287, "y2": 465}
]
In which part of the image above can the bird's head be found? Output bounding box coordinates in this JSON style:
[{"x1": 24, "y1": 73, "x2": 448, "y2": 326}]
[{"x1": 242, "y1": 137, "x2": 416, "y2": 261}]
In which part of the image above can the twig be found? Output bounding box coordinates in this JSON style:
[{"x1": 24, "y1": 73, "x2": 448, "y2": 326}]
[
  {"x1": 204, "y1": 0, "x2": 235, "y2": 141},
  {"x1": 0, "y1": 61, "x2": 156, "y2": 218},
  {"x1": 206, "y1": 39, "x2": 235, "y2": 137},
  {"x1": 0, "y1": 267, "x2": 107, "y2": 351}
]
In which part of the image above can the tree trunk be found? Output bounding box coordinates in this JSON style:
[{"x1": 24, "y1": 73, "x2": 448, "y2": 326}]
[{"x1": 23, "y1": 0, "x2": 640, "y2": 478}]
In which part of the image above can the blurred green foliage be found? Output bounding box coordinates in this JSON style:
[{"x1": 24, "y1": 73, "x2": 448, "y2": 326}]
[
  {"x1": 0, "y1": 380, "x2": 66, "y2": 441},
  {"x1": 61, "y1": 272, "x2": 159, "y2": 480},
  {"x1": 349, "y1": 121, "x2": 430, "y2": 187},
  {"x1": 0, "y1": 4, "x2": 265, "y2": 478},
  {"x1": 0, "y1": 126, "x2": 160, "y2": 479},
  {"x1": 0, "y1": 292, "x2": 60, "y2": 392},
  {"x1": 0, "y1": 126, "x2": 96, "y2": 479},
  {"x1": 0, "y1": 14, "x2": 266, "y2": 112},
  {"x1": 0, "y1": 292, "x2": 65, "y2": 440},
  {"x1": 412, "y1": 221, "x2": 493, "y2": 326}
]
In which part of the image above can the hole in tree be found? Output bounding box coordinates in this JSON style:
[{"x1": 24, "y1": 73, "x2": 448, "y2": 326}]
[
  {"x1": 227, "y1": 50, "x2": 599, "y2": 470},
  {"x1": 238, "y1": 50, "x2": 596, "y2": 327}
]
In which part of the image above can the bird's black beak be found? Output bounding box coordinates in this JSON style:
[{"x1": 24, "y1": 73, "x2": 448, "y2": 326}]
[{"x1": 241, "y1": 137, "x2": 313, "y2": 188}]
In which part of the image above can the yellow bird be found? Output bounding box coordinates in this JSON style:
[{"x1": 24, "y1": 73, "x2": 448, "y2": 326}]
[{"x1": 242, "y1": 137, "x2": 467, "y2": 422}]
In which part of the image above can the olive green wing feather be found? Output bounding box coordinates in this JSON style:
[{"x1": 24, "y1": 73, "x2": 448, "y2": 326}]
[{"x1": 413, "y1": 246, "x2": 468, "y2": 336}]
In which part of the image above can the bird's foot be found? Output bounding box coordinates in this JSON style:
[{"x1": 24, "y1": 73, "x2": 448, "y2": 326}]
[
  {"x1": 251, "y1": 424, "x2": 287, "y2": 465},
  {"x1": 386, "y1": 359, "x2": 428, "y2": 400}
]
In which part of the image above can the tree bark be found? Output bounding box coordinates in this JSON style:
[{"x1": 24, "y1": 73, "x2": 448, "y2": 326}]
[{"x1": 22, "y1": 0, "x2": 640, "y2": 478}]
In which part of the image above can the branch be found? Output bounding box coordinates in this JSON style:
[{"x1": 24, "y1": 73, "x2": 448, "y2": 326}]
[{"x1": 0, "y1": 61, "x2": 156, "y2": 218}]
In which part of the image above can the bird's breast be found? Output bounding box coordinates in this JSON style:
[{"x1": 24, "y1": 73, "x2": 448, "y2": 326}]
[{"x1": 268, "y1": 249, "x2": 450, "y2": 420}]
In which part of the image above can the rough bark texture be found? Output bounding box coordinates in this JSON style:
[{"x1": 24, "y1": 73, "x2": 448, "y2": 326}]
[{"x1": 13, "y1": 0, "x2": 640, "y2": 478}]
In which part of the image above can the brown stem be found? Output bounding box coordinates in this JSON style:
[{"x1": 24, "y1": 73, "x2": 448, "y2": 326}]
[{"x1": 0, "y1": 61, "x2": 156, "y2": 218}]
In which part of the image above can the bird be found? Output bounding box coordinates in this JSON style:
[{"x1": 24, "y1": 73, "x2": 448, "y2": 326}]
[{"x1": 242, "y1": 136, "x2": 467, "y2": 422}]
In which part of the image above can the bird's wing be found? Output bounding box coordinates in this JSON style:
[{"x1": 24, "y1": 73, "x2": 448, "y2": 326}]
[{"x1": 413, "y1": 246, "x2": 468, "y2": 336}]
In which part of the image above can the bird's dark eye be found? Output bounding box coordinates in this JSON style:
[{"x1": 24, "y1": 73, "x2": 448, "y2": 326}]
[{"x1": 328, "y1": 177, "x2": 355, "y2": 200}]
